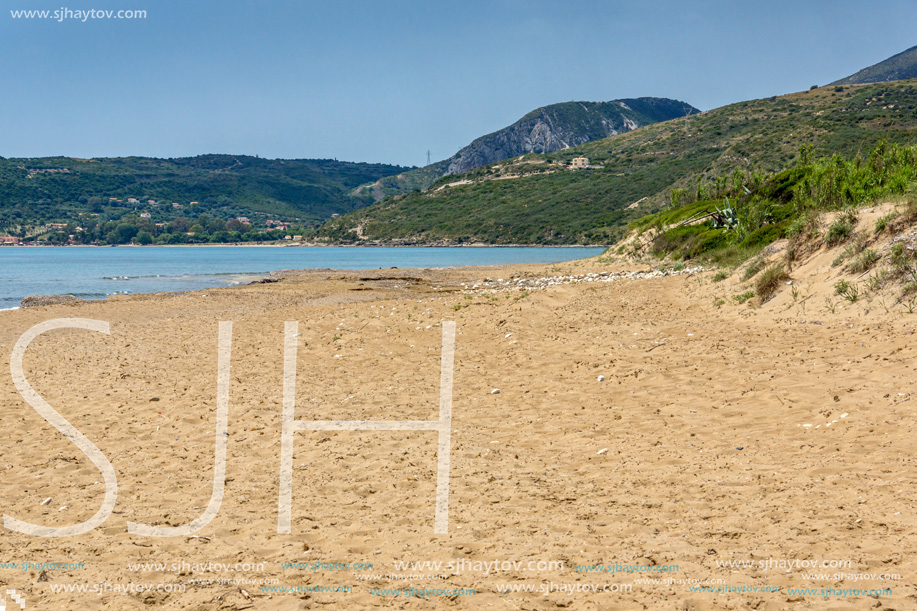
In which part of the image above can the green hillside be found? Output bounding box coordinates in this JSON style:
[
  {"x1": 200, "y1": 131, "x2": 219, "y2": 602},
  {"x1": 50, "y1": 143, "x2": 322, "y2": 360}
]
[
  {"x1": 352, "y1": 160, "x2": 450, "y2": 202},
  {"x1": 629, "y1": 139, "x2": 917, "y2": 263},
  {"x1": 0, "y1": 154, "x2": 412, "y2": 234},
  {"x1": 316, "y1": 81, "x2": 917, "y2": 245}
]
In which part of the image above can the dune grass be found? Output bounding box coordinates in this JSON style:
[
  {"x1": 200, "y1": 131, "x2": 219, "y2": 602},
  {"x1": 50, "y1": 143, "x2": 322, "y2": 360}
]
[{"x1": 634, "y1": 141, "x2": 917, "y2": 268}]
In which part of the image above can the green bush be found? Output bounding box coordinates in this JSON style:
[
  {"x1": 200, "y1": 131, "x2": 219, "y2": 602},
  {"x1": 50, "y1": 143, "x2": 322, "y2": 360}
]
[
  {"x1": 847, "y1": 249, "x2": 880, "y2": 274},
  {"x1": 875, "y1": 213, "x2": 897, "y2": 233},
  {"x1": 825, "y1": 220, "x2": 853, "y2": 246},
  {"x1": 733, "y1": 290, "x2": 755, "y2": 304},
  {"x1": 740, "y1": 222, "x2": 786, "y2": 249},
  {"x1": 755, "y1": 264, "x2": 790, "y2": 302}
]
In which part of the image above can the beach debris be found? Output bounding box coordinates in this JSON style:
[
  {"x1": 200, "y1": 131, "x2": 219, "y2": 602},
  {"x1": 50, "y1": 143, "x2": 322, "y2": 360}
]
[
  {"x1": 597, "y1": 375, "x2": 605, "y2": 382},
  {"x1": 20, "y1": 294, "x2": 87, "y2": 309},
  {"x1": 805, "y1": 412, "x2": 850, "y2": 430},
  {"x1": 459, "y1": 267, "x2": 707, "y2": 295},
  {"x1": 597, "y1": 448, "x2": 608, "y2": 455},
  {"x1": 58, "y1": 506, "x2": 68, "y2": 511},
  {"x1": 505, "y1": 333, "x2": 512, "y2": 338},
  {"x1": 40, "y1": 497, "x2": 51, "y2": 506},
  {"x1": 490, "y1": 388, "x2": 501, "y2": 394}
]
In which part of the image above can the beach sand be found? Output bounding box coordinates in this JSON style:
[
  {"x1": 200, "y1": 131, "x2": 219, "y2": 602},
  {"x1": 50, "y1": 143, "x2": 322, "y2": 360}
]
[{"x1": 0, "y1": 256, "x2": 913, "y2": 610}]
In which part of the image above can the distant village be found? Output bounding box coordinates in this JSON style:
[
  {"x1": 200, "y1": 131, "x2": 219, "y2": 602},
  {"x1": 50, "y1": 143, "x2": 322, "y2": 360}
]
[
  {"x1": 0, "y1": 157, "x2": 599, "y2": 246},
  {"x1": 0, "y1": 195, "x2": 319, "y2": 245}
]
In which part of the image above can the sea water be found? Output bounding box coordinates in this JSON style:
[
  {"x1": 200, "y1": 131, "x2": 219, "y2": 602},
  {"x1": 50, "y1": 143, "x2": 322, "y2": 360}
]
[{"x1": 0, "y1": 245, "x2": 604, "y2": 310}]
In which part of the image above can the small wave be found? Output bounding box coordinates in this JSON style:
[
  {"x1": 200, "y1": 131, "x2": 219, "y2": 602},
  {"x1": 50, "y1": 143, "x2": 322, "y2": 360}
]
[
  {"x1": 102, "y1": 271, "x2": 270, "y2": 280},
  {"x1": 69, "y1": 292, "x2": 115, "y2": 298}
]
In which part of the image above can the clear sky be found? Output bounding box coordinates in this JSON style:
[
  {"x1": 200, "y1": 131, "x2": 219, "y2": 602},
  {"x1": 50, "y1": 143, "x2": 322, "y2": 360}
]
[{"x1": 1, "y1": 0, "x2": 915, "y2": 167}]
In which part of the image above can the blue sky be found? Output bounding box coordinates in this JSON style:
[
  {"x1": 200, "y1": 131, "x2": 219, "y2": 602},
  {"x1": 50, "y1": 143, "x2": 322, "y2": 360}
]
[{"x1": 1, "y1": 0, "x2": 915, "y2": 166}]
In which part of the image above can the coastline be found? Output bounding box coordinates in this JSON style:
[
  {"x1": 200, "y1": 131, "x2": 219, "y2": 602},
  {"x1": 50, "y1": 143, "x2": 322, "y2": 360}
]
[
  {"x1": 0, "y1": 246, "x2": 607, "y2": 311},
  {"x1": 0, "y1": 242, "x2": 609, "y2": 248}
]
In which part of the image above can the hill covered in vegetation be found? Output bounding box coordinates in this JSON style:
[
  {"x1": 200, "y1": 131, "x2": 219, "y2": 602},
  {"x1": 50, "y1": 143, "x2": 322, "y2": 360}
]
[
  {"x1": 0, "y1": 154, "x2": 412, "y2": 238},
  {"x1": 351, "y1": 98, "x2": 696, "y2": 202},
  {"x1": 627, "y1": 140, "x2": 917, "y2": 264},
  {"x1": 317, "y1": 81, "x2": 917, "y2": 245}
]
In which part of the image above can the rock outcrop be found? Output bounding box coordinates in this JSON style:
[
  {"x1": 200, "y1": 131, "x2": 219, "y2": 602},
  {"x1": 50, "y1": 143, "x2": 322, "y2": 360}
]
[{"x1": 831, "y1": 45, "x2": 917, "y2": 85}]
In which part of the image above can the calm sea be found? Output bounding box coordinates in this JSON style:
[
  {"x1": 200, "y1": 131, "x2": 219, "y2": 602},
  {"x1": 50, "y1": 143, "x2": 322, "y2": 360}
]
[{"x1": 0, "y1": 246, "x2": 604, "y2": 309}]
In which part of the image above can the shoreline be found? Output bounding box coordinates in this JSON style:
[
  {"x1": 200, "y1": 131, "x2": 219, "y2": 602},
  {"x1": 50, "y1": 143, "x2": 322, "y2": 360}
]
[
  {"x1": 0, "y1": 242, "x2": 609, "y2": 248},
  {"x1": 0, "y1": 248, "x2": 608, "y2": 311}
]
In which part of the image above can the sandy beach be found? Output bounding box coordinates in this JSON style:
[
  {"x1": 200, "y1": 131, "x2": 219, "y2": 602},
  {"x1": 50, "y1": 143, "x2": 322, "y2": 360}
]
[{"x1": 0, "y1": 251, "x2": 913, "y2": 610}]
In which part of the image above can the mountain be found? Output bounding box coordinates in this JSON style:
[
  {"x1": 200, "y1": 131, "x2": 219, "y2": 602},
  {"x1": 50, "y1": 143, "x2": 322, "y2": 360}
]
[
  {"x1": 443, "y1": 98, "x2": 698, "y2": 174},
  {"x1": 316, "y1": 80, "x2": 917, "y2": 245},
  {"x1": 352, "y1": 98, "x2": 697, "y2": 202},
  {"x1": 831, "y1": 45, "x2": 917, "y2": 85},
  {"x1": 0, "y1": 155, "x2": 413, "y2": 229}
]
